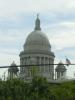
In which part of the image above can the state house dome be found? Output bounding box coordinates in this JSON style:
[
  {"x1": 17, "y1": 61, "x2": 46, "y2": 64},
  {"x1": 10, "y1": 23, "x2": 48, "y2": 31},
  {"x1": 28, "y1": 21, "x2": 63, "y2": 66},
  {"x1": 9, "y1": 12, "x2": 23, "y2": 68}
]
[
  {"x1": 23, "y1": 15, "x2": 51, "y2": 53},
  {"x1": 19, "y1": 15, "x2": 55, "y2": 80}
]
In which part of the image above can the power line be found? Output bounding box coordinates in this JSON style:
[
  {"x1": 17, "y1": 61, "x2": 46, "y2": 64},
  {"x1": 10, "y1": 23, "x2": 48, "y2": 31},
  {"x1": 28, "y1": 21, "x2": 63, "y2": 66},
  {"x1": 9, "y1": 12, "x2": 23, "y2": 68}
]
[{"x1": 0, "y1": 63, "x2": 75, "y2": 68}]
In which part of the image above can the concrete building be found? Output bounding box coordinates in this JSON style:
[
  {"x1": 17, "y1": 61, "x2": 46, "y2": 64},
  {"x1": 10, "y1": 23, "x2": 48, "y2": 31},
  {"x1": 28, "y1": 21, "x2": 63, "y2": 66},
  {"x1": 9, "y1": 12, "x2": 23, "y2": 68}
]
[
  {"x1": 19, "y1": 15, "x2": 55, "y2": 81},
  {"x1": 55, "y1": 61, "x2": 66, "y2": 79},
  {"x1": 8, "y1": 61, "x2": 19, "y2": 79},
  {"x1": 19, "y1": 15, "x2": 67, "y2": 81}
]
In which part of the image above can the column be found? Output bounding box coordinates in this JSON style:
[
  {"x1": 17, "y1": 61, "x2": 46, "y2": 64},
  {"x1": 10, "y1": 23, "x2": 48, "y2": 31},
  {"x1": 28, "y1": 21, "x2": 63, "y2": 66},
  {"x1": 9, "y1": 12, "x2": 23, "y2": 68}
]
[
  {"x1": 39, "y1": 57, "x2": 41, "y2": 73},
  {"x1": 55, "y1": 71, "x2": 57, "y2": 79},
  {"x1": 44, "y1": 57, "x2": 45, "y2": 72},
  {"x1": 41, "y1": 57, "x2": 44, "y2": 73}
]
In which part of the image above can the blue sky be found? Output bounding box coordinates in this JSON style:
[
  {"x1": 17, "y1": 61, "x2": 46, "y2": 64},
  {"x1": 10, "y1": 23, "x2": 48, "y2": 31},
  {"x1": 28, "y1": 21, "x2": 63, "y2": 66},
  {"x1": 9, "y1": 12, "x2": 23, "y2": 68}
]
[{"x1": 0, "y1": 0, "x2": 75, "y2": 78}]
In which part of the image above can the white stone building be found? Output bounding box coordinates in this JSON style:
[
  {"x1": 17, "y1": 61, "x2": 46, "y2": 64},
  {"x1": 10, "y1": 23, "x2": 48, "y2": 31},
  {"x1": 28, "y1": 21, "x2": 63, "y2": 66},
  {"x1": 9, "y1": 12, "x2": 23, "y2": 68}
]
[
  {"x1": 19, "y1": 15, "x2": 55, "y2": 81},
  {"x1": 55, "y1": 61, "x2": 66, "y2": 80}
]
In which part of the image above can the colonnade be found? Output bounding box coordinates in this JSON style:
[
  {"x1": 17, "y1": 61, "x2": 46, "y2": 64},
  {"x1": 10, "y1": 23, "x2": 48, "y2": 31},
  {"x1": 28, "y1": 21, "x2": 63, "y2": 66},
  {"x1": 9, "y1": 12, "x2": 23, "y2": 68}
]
[
  {"x1": 20, "y1": 56, "x2": 54, "y2": 79},
  {"x1": 55, "y1": 71, "x2": 66, "y2": 79}
]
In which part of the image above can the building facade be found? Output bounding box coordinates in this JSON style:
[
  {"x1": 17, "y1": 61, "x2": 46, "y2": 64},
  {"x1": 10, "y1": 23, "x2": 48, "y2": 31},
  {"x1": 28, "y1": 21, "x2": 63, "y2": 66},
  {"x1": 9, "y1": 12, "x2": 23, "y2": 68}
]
[
  {"x1": 55, "y1": 62, "x2": 66, "y2": 79},
  {"x1": 19, "y1": 15, "x2": 55, "y2": 81}
]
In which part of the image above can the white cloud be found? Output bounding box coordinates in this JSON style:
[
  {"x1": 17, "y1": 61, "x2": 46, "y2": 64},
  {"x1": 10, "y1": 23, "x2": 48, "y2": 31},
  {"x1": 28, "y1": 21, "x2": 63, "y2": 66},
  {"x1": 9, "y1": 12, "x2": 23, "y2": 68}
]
[
  {"x1": 51, "y1": 32, "x2": 75, "y2": 50},
  {"x1": 66, "y1": 0, "x2": 75, "y2": 9},
  {"x1": 0, "y1": 48, "x2": 19, "y2": 55},
  {"x1": 57, "y1": 21, "x2": 75, "y2": 29},
  {"x1": 0, "y1": 0, "x2": 75, "y2": 18},
  {"x1": 0, "y1": 53, "x2": 20, "y2": 66},
  {"x1": 45, "y1": 21, "x2": 75, "y2": 50}
]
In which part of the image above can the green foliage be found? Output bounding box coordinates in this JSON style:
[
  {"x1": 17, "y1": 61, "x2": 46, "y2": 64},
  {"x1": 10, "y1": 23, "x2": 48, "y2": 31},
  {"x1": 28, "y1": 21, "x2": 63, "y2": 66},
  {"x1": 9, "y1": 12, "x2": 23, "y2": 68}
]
[
  {"x1": 0, "y1": 78, "x2": 75, "y2": 100},
  {"x1": 30, "y1": 66, "x2": 39, "y2": 77}
]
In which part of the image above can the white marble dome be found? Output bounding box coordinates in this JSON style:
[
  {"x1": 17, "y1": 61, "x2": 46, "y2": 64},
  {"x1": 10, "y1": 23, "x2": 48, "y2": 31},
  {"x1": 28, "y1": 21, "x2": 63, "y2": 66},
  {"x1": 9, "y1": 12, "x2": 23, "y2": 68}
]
[
  {"x1": 19, "y1": 15, "x2": 55, "y2": 80},
  {"x1": 24, "y1": 30, "x2": 51, "y2": 52}
]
